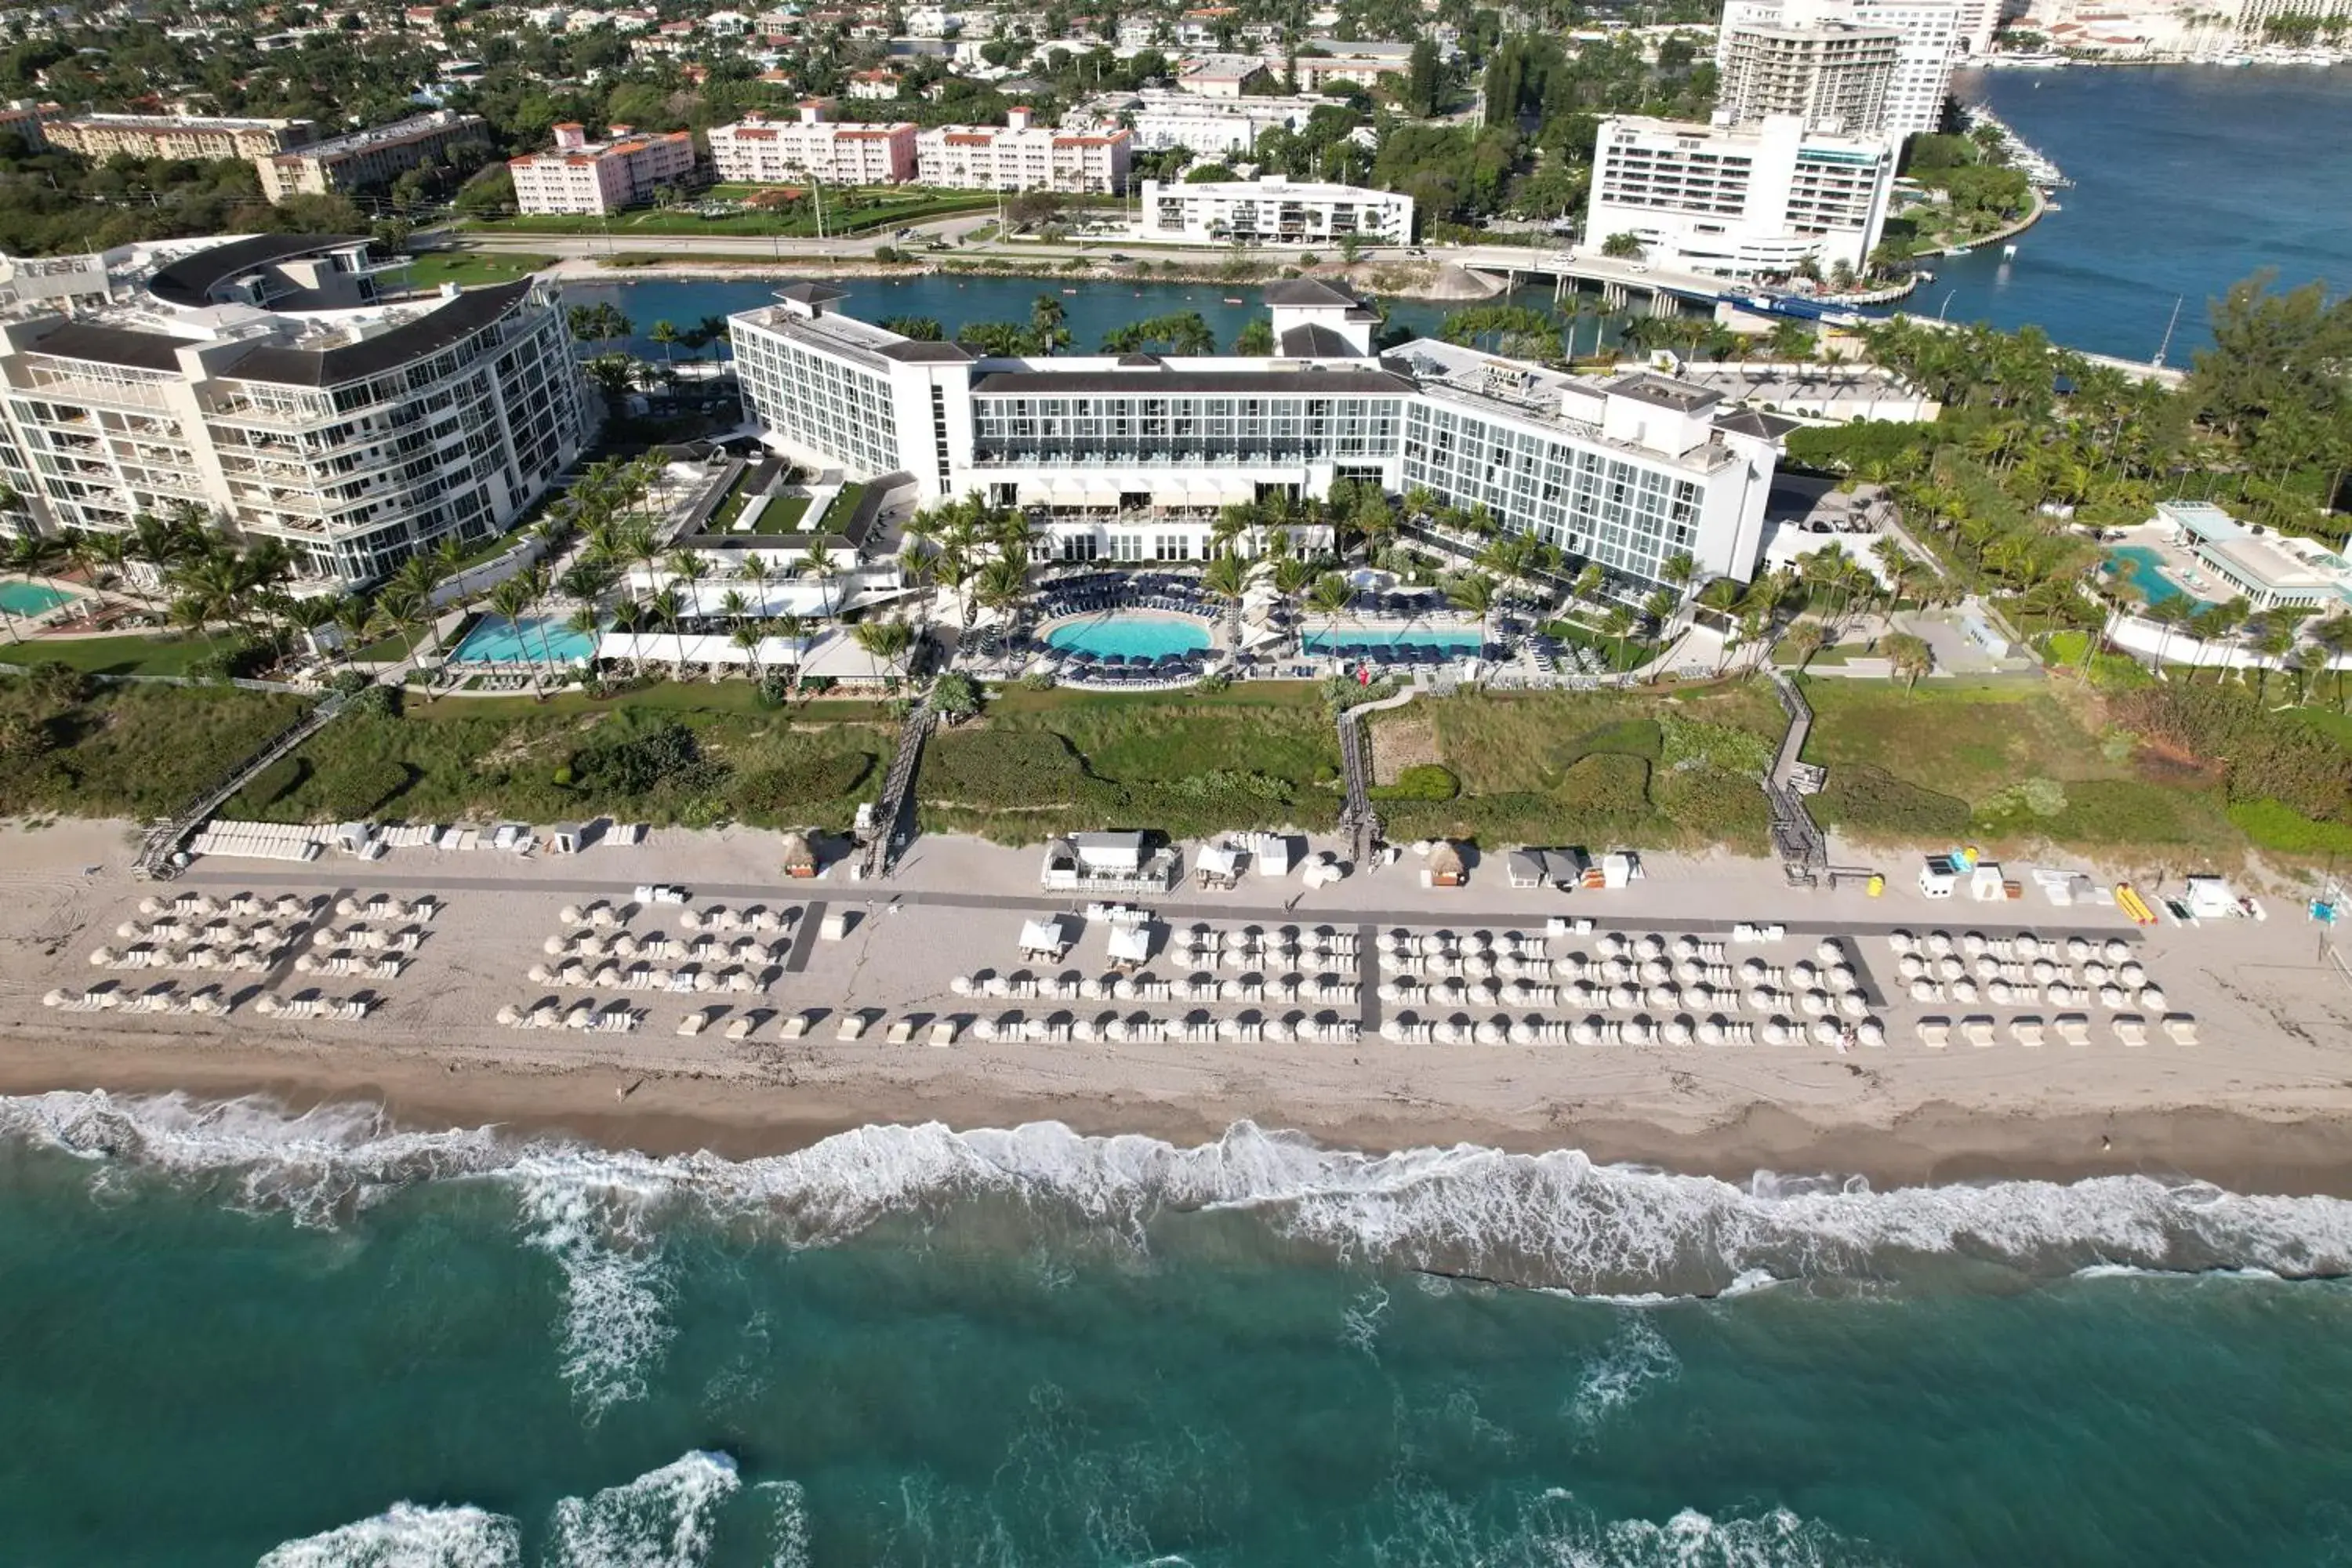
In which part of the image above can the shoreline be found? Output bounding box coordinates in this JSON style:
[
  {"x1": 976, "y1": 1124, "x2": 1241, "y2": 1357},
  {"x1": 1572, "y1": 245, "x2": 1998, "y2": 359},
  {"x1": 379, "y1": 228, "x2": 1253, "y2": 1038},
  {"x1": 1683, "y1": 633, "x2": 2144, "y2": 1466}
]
[
  {"x1": 6, "y1": 818, "x2": 2351, "y2": 1203},
  {"x1": 9, "y1": 1031, "x2": 2352, "y2": 1199}
]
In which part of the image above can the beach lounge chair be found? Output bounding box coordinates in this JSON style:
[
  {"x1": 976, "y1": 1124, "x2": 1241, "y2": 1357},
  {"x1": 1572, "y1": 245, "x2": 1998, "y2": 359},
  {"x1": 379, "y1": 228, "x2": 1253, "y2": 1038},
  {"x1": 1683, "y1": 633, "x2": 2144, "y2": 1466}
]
[
  {"x1": 2164, "y1": 1014, "x2": 2199, "y2": 1045},
  {"x1": 1962, "y1": 1016, "x2": 1997, "y2": 1048},
  {"x1": 886, "y1": 1018, "x2": 914, "y2": 1044},
  {"x1": 777, "y1": 1012, "x2": 810, "y2": 1040},
  {"x1": 2052, "y1": 1014, "x2": 2092, "y2": 1047},
  {"x1": 1917, "y1": 1017, "x2": 1951, "y2": 1049},
  {"x1": 2009, "y1": 1016, "x2": 2045, "y2": 1048},
  {"x1": 725, "y1": 1016, "x2": 757, "y2": 1041},
  {"x1": 927, "y1": 1018, "x2": 958, "y2": 1047},
  {"x1": 2114, "y1": 1014, "x2": 2150, "y2": 1047},
  {"x1": 837, "y1": 1011, "x2": 872, "y2": 1041},
  {"x1": 677, "y1": 1008, "x2": 711, "y2": 1036}
]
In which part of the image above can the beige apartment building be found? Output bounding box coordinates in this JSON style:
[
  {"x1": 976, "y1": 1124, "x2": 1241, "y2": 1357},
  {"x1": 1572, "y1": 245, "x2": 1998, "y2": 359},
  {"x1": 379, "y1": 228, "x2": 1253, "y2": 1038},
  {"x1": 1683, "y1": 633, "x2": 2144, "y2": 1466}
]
[
  {"x1": 256, "y1": 111, "x2": 486, "y2": 201},
  {"x1": 44, "y1": 113, "x2": 316, "y2": 162},
  {"x1": 509, "y1": 122, "x2": 699, "y2": 215},
  {"x1": 915, "y1": 107, "x2": 1131, "y2": 194},
  {"x1": 707, "y1": 105, "x2": 918, "y2": 185}
]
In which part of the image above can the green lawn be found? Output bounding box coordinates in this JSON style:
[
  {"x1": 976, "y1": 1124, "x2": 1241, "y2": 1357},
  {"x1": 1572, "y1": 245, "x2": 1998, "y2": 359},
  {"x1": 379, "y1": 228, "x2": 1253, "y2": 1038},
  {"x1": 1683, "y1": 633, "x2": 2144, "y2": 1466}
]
[
  {"x1": 1540, "y1": 617, "x2": 1655, "y2": 673},
  {"x1": 467, "y1": 191, "x2": 1006, "y2": 241},
  {"x1": 816, "y1": 482, "x2": 866, "y2": 536},
  {"x1": 708, "y1": 480, "x2": 809, "y2": 536},
  {"x1": 397, "y1": 252, "x2": 555, "y2": 288},
  {"x1": 0, "y1": 632, "x2": 246, "y2": 677}
]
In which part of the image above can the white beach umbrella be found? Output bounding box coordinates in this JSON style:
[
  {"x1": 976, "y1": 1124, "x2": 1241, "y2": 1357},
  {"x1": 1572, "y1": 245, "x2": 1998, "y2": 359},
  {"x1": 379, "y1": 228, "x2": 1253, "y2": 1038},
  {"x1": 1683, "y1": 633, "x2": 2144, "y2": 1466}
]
[
  {"x1": 1961, "y1": 931, "x2": 1987, "y2": 958},
  {"x1": 1761, "y1": 1016, "x2": 1791, "y2": 1047},
  {"x1": 1675, "y1": 935, "x2": 1701, "y2": 960},
  {"x1": 1857, "y1": 1019, "x2": 1886, "y2": 1047},
  {"x1": 1664, "y1": 1016, "x2": 1695, "y2": 1047},
  {"x1": 1810, "y1": 1018, "x2": 1842, "y2": 1047},
  {"x1": 2118, "y1": 961, "x2": 2147, "y2": 988},
  {"x1": 1926, "y1": 931, "x2": 1955, "y2": 957},
  {"x1": 1951, "y1": 979, "x2": 1980, "y2": 1004},
  {"x1": 2103, "y1": 940, "x2": 2132, "y2": 964},
  {"x1": 1621, "y1": 1015, "x2": 1653, "y2": 1046},
  {"x1": 1571, "y1": 1017, "x2": 1602, "y2": 1047},
  {"x1": 2139, "y1": 986, "x2": 2167, "y2": 1011},
  {"x1": 1597, "y1": 934, "x2": 1625, "y2": 960},
  {"x1": 2083, "y1": 960, "x2": 2111, "y2": 985},
  {"x1": 1697, "y1": 1016, "x2": 1726, "y2": 1047},
  {"x1": 1839, "y1": 993, "x2": 1867, "y2": 1018},
  {"x1": 1798, "y1": 989, "x2": 1830, "y2": 1018}
]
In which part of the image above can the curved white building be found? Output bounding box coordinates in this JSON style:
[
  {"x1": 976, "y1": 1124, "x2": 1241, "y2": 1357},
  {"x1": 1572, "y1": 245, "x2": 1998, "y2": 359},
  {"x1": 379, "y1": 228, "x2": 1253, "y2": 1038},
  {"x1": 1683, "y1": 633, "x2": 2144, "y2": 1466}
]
[{"x1": 0, "y1": 234, "x2": 593, "y2": 586}]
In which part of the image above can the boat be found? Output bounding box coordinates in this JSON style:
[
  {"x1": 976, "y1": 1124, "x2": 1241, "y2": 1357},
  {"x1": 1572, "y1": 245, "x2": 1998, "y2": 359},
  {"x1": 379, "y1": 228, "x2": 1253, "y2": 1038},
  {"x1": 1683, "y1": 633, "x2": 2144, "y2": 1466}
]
[
  {"x1": 1061, "y1": 287, "x2": 1078, "y2": 294},
  {"x1": 1223, "y1": 296, "x2": 1245, "y2": 304}
]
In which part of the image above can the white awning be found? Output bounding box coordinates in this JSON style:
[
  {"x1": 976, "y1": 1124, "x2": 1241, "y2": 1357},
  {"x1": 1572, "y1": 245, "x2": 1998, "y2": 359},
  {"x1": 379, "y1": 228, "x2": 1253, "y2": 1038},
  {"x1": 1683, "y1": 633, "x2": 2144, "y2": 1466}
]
[
  {"x1": 1107, "y1": 923, "x2": 1154, "y2": 963},
  {"x1": 1018, "y1": 916, "x2": 1065, "y2": 951}
]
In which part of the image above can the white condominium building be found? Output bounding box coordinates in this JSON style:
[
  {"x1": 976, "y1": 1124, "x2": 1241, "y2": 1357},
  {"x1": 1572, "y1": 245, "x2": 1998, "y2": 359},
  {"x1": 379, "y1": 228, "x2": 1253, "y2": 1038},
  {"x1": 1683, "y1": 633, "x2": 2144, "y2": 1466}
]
[
  {"x1": 707, "y1": 105, "x2": 918, "y2": 185},
  {"x1": 915, "y1": 107, "x2": 1133, "y2": 194},
  {"x1": 1717, "y1": 22, "x2": 1902, "y2": 134},
  {"x1": 1080, "y1": 91, "x2": 1335, "y2": 158},
  {"x1": 0, "y1": 234, "x2": 593, "y2": 586},
  {"x1": 1587, "y1": 114, "x2": 1896, "y2": 277},
  {"x1": 728, "y1": 279, "x2": 1786, "y2": 586},
  {"x1": 1718, "y1": 0, "x2": 1962, "y2": 137},
  {"x1": 509, "y1": 122, "x2": 698, "y2": 215},
  {"x1": 1141, "y1": 176, "x2": 1414, "y2": 245},
  {"x1": 256, "y1": 110, "x2": 488, "y2": 201},
  {"x1": 42, "y1": 113, "x2": 317, "y2": 162}
]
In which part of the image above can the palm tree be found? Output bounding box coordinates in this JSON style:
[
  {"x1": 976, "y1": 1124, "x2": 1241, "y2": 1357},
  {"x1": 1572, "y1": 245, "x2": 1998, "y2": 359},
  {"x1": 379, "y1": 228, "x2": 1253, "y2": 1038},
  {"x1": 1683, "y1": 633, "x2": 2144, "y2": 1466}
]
[
  {"x1": 1201, "y1": 551, "x2": 1251, "y2": 640},
  {"x1": 1600, "y1": 602, "x2": 1636, "y2": 672},
  {"x1": 648, "y1": 319, "x2": 682, "y2": 364},
  {"x1": 1029, "y1": 293, "x2": 1069, "y2": 355},
  {"x1": 1572, "y1": 562, "x2": 1604, "y2": 612},
  {"x1": 975, "y1": 552, "x2": 1030, "y2": 631},
  {"x1": 1885, "y1": 630, "x2": 1933, "y2": 693},
  {"x1": 649, "y1": 586, "x2": 688, "y2": 679},
  {"x1": 566, "y1": 604, "x2": 603, "y2": 677},
  {"x1": 1782, "y1": 619, "x2": 1828, "y2": 673},
  {"x1": 771, "y1": 612, "x2": 808, "y2": 688},
  {"x1": 1272, "y1": 554, "x2": 1318, "y2": 601},
  {"x1": 2309, "y1": 614, "x2": 2352, "y2": 710},
  {"x1": 1446, "y1": 571, "x2": 1497, "y2": 648},
  {"x1": 7, "y1": 532, "x2": 71, "y2": 612},
  {"x1": 2144, "y1": 594, "x2": 2192, "y2": 673},
  {"x1": 488, "y1": 575, "x2": 540, "y2": 682},
  {"x1": 800, "y1": 542, "x2": 840, "y2": 616},
  {"x1": 372, "y1": 583, "x2": 430, "y2": 668},
  {"x1": 719, "y1": 587, "x2": 750, "y2": 629},
  {"x1": 730, "y1": 622, "x2": 765, "y2": 681},
  {"x1": 1660, "y1": 550, "x2": 1697, "y2": 608},
  {"x1": 608, "y1": 600, "x2": 648, "y2": 679},
  {"x1": 851, "y1": 619, "x2": 915, "y2": 683},
  {"x1": 736, "y1": 551, "x2": 772, "y2": 609},
  {"x1": 1641, "y1": 586, "x2": 1677, "y2": 663},
  {"x1": 1308, "y1": 572, "x2": 1353, "y2": 621}
]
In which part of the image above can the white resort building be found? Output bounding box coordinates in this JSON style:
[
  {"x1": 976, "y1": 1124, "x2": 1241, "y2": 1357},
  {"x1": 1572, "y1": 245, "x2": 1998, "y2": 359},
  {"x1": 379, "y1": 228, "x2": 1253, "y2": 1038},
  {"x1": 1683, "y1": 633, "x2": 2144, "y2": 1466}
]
[
  {"x1": 1585, "y1": 114, "x2": 1896, "y2": 278},
  {"x1": 0, "y1": 234, "x2": 594, "y2": 586},
  {"x1": 1139, "y1": 176, "x2": 1415, "y2": 246},
  {"x1": 728, "y1": 279, "x2": 1788, "y2": 588}
]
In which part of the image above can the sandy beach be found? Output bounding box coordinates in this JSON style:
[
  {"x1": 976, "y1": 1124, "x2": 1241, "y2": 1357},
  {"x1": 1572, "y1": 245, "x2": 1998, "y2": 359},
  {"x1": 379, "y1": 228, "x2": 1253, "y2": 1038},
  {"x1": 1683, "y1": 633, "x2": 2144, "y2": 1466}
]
[{"x1": 5, "y1": 815, "x2": 2350, "y2": 1192}]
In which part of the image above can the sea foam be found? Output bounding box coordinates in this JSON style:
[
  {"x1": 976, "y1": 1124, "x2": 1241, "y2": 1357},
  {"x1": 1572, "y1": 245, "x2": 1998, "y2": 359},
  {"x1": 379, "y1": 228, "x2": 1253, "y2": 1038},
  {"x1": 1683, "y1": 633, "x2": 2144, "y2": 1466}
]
[
  {"x1": 253, "y1": 1503, "x2": 521, "y2": 1568},
  {"x1": 10, "y1": 1092, "x2": 2352, "y2": 1301}
]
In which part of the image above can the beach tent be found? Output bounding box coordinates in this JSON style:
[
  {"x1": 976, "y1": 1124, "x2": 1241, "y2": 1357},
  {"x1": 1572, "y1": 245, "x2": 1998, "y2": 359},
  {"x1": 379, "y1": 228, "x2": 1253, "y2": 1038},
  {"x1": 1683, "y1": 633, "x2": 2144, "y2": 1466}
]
[
  {"x1": 549, "y1": 822, "x2": 583, "y2": 855},
  {"x1": 1506, "y1": 850, "x2": 1545, "y2": 889},
  {"x1": 1195, "y1": 844, "x2": 1244, "y2": 888},
  {"x1": 1105, "y1": 918, "x2": 1156, "y2": 967},
  {"x1": 779, "y1": 831, "x2": 819, "y2": 878},
  {"x1": 1019, "y1": 916, "x2": 1071, "y2": 960}
]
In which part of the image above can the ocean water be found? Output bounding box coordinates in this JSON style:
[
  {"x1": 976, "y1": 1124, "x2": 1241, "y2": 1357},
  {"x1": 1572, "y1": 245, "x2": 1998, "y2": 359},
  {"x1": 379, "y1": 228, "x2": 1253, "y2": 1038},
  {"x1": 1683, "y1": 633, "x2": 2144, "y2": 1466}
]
[
  {"x1": 1891, "y1": 66, "x2": 2352, "y2": 358},
  {"x1": 7, "y1": 1095, "x2": 2352, "y2": 1567}
]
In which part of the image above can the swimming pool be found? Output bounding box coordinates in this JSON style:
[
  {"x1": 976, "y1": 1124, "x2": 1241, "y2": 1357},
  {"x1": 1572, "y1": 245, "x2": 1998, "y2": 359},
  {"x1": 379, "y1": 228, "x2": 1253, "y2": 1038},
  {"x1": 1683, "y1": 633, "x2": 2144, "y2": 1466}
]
[
  {"x1": 0, "y1": 579, "x2": 72, "y2": 616},
  {"x1": 1046, "y1": 612, "x2": 1212, "y2": 659},
  {"x1": 1303, "y1": 628, "x2": 1483, "y2": 654},
  {"x1": 448, "y1": 614, "x2": 600, "y2": 664},
  {"x1": 2104, "y1": 546, "x2": 2203, "y2": 609}
]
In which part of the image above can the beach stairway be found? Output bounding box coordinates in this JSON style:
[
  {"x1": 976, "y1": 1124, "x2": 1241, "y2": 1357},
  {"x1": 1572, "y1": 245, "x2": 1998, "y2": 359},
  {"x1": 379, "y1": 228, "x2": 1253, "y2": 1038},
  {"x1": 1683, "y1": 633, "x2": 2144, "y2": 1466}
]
[
  {"x1": 861, "y1": 699, "x2": 935, "y2": 880},
  {"x1": 135, "y1": 689, "x2": 348, "y2": 880},
  {"x1": 1763, "y1": 672, "x2": 1829, "y2": 885},
  {"x1": 1339, "y1": 686, "x2": 1417, "y2": 865}
]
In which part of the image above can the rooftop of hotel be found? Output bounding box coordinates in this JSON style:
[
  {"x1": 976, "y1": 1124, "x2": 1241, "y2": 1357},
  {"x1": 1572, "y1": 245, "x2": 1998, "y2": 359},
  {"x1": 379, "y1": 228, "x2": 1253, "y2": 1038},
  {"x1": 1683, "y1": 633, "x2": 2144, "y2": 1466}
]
[{"x1": 0, "y1": 235, "x2": 540, "y2": 389}]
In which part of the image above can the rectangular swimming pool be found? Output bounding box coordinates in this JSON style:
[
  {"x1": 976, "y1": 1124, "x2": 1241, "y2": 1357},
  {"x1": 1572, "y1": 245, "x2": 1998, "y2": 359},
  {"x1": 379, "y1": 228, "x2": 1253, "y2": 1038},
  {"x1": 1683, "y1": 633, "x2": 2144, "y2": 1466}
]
[
  {"x1": 1303, "y1": 628, "x2": 1483, "y2": 654},
  {"x1": 448, "y1": 615, "x2": 599, "y2": 664}
]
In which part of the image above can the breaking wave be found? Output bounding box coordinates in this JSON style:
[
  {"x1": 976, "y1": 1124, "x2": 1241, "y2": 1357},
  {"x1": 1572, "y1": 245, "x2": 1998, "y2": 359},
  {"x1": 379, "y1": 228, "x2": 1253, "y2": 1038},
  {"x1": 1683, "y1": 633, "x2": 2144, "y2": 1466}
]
[
  {"x1": 1566, "y1": 1315, "x2": 1680, "y2": 1436},
  {"x1": 10, "y1": 1092, "x2": 2352, "y2": 1305},
  {"x1": 1371, "y1": 1488, "x2": 1886, "y2": 1568},
  {"x1": 255, "y1": 1504, "x2": 521, "y2": 1568}
]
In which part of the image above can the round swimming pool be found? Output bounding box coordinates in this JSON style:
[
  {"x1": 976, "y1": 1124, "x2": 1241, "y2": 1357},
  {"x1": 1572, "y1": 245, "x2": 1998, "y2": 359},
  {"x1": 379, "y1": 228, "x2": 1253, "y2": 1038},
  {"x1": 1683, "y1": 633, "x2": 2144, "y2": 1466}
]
[{"x1": 1045, "y1": 612, "x2": 1213, "y2": 660}]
